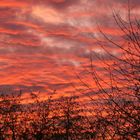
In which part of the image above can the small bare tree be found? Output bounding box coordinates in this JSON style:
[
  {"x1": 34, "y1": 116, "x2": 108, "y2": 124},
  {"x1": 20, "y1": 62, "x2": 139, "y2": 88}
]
[
  {"x1": 57, "y1": 96, "x2": 86, "y2": 140},
  {"x1": 0, "y1": 93, "x2": 22, "y2": 140}
]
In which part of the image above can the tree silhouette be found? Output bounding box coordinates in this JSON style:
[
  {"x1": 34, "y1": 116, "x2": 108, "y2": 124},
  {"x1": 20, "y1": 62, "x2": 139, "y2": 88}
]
[
  {"x1": 0, "y1": 93, "x2": 22, "y2": 140},
  {"x1": 58, "y1": 96, "x2": 86, "y2": 140},
  {"x1": 79, "y1": 5, "x2": 140, "y2": 139}
]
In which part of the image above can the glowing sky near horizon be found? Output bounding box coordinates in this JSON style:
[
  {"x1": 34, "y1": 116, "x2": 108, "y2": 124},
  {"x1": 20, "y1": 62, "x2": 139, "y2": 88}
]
[{"x1": 0, "y1": 0, "x2": 139, "y2": 100}]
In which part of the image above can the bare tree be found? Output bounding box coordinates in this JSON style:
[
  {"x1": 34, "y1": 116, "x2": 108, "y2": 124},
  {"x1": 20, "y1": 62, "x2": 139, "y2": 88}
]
[
  {"x1": 57, "y1": 96, "x2": 86, "y2": 140},
  {"x1": 77, "y1": 3, "x2": 140, "y2": 140},
  {"x1": 0, "y1": 93, "x2": 22, "y2": 140}
]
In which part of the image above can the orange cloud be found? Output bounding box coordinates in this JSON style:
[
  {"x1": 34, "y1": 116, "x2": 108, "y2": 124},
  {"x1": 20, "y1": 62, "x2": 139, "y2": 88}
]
[
  {"x1": 0, "y1": 0, "x2": 28, "y2": 8},
  {"x1": 0, "y1": 0, "x2": 139, "y2": 104}
]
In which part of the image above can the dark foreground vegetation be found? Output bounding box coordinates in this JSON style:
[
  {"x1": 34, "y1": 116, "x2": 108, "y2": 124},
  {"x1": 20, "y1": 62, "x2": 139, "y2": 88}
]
[
  {"x1": 0, "y1": 4, "x2": 140, "y2": 140},
  {"x1": 0, "y1": 90, "x2": 139, "y2": 140}
]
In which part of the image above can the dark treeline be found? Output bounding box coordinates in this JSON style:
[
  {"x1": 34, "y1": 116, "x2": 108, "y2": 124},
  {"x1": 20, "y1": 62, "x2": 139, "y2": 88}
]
[
  {"x1": 0, "y1": 91, "x2": 139, "y2": 140},
  {"x1": 0, "y1": 94, "x2": 94, "y2": 140}
]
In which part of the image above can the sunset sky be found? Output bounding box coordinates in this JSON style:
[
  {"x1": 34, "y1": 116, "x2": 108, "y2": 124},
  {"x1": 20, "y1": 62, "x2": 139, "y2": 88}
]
[{"x1": 0, "y1": 0, "x2": 139, "y2": 101}]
